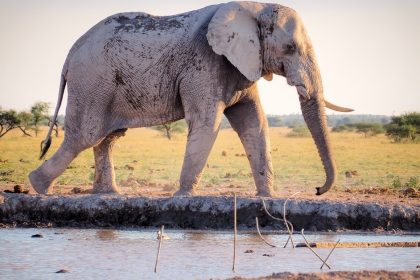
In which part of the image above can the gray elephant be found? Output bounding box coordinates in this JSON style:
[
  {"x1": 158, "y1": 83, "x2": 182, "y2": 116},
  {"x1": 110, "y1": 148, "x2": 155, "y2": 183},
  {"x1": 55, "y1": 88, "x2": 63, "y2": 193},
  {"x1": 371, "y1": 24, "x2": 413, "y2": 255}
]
[{"x1": 29, "y1": 1, "x2": 352, "y2": 196}]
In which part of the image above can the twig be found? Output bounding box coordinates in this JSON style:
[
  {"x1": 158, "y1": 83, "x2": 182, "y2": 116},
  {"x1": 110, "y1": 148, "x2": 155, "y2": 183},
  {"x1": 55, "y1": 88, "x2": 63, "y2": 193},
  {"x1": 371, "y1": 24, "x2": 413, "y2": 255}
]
[
  {"x1": 154, "y1": 225, "x2": 164, "y2": 273},
  {"x1": 261, "y1": 199, "x2": 295, "y2": 248},
  {"x1": 283, "y1": 235, "x2": 292, "y2": 248},
  {"x1": 300, "y1": 229, "x2": 331, "y2": 269},
  {"x1": 255, "y1": 217, "x2": 276, "y2": 247},
  {"x1": 232, "y1": 193, "x2": 237, "y2": 272},
  {"x1": 282, "y1": 192, "x2": 300, "y2": 248},
  {"x1": 320, "y1": 239, "x2": 340, "y2": 269}
]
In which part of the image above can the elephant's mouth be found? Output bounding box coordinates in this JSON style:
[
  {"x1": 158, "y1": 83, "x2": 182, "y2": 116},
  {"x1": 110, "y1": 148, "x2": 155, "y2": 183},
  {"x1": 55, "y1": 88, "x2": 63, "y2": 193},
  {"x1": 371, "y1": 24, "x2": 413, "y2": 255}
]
[
  {"x1": 295, "y1": 85, "x2": 311, "y2": 101},
  {"x1": 284, "y1": 72, "x2": 311, "y2": 101}
]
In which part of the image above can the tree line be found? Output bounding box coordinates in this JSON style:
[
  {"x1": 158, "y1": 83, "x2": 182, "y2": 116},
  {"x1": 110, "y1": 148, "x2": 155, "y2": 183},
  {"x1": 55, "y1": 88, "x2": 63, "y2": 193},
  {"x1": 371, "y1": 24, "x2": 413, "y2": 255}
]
[
  {"x1": 0, "y1": 102, "x2": 59, "y2": 138},
  {"x1": 1, "y1": 103, "x2": 418, "y2": 143},
  {"x1": 156, "y1": 113, "x2": 419, "y2": 142}
]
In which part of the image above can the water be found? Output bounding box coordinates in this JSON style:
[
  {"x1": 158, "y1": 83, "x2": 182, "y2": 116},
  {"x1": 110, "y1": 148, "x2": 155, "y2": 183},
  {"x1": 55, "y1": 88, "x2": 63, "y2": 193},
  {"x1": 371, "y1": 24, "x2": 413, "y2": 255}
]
[{"x1": 0, "y1": 228, "x2": 419, "y2": 279}]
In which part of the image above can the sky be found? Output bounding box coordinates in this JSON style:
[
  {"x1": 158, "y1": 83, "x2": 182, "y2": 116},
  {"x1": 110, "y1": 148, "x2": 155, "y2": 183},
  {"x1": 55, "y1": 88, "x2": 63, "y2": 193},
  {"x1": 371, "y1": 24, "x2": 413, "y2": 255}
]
[{"x1": 0, "y1": 0, "x2": 419, "y2": 116}]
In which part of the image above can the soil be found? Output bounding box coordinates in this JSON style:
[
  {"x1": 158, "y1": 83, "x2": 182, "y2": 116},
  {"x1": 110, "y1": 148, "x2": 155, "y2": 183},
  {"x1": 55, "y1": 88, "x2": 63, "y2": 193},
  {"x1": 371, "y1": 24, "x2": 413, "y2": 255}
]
[
  {"x1": 1, "y1": 183, "x2": 419, "y2": 207},
  {"x1": 230, "y1": 270, "x2": 420, "y2": 280},
  {"x1": 1, "y1": 191, "x2": 419, "y2": 230}
]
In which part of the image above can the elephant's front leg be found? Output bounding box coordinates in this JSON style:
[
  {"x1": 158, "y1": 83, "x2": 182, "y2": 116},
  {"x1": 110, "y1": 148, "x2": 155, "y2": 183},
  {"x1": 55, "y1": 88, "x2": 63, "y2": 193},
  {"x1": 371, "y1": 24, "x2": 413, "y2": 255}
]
[
  {"x1": 224, "y1": 97, "x2": 274, "y2": 197},
  {"x1": 93, "y1": 129, "x2": 127, "y2": 193},
  {"x1": 175, "y1": 104, "x2": 225, "y2": 196}
]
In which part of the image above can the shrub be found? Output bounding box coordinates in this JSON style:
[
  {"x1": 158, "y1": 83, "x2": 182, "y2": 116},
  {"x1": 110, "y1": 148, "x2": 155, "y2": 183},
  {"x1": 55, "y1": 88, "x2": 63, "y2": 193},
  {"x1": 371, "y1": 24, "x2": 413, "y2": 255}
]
[
  {"x1": 385, "y1": 112, "x2": 420, "y2": 142},
  {"x1": 353, "y1": 123, "x2": 384, "y2": 137},
  {"x1": 332, "y1": 122, "x2": 384, "y2": 137},
  {"x1": 287, "y1": 125, "x2": 311, "y2": 137},
  {"x1": 332, "y1": 125, "x2": 352, "y2": 133}
]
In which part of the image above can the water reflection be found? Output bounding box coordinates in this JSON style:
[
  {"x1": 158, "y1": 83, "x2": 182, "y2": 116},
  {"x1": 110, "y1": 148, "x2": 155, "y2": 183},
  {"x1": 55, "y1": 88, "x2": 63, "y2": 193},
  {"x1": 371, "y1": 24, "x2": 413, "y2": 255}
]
[
  {"x1": 0, "y1": 228, "x2": 418, "y2": 280},
  {"x1": 96, "y1": 229, "x2": 117, "y2": 241},
  {"x1": 183, "y1": 231, "x2": 209, "y2": 241}
]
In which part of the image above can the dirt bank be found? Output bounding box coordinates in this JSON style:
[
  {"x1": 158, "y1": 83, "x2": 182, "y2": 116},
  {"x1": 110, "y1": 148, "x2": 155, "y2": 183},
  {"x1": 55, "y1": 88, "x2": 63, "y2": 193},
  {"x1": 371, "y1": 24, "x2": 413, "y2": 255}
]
[
  {"x1": 230, "y1": 270, "x2": 420, "y2": 280},
  {"x1": 294, "y1": 241, "x2": 419, "y2": 248},
  {"x1": 1, "y1": 193, "x2": 418, "y2": 230}
]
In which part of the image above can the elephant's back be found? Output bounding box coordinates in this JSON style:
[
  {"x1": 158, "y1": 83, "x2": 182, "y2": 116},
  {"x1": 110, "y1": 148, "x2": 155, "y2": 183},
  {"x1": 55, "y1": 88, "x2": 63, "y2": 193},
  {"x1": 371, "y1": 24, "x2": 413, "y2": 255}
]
[
  {"x1": 65, "y1": 6, "x2": 219, "y2": 81},
  {"x1": 63, "y1": 6, "x2": 221, "y2": 130}
]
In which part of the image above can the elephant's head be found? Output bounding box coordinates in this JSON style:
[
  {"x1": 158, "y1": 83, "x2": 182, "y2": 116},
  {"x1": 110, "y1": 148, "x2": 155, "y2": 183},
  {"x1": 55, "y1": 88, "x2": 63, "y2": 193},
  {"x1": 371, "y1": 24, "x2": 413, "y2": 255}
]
[{"x1": 207, "y1": 2, "x2": 353, "y2": 195}]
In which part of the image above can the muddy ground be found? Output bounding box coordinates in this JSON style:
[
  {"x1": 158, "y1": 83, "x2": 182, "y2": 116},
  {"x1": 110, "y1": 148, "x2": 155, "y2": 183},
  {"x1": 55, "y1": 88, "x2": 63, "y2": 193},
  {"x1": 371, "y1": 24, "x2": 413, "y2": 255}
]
[
  {"x1": 1, "y1": 192, "x2": 418, "y2": 230},
  {"x1": 231, "y1": 270, "x2": 420, "y2": 280},
  {"x1": 1, "y1": 182, "x2": 419, "y2": 206}
]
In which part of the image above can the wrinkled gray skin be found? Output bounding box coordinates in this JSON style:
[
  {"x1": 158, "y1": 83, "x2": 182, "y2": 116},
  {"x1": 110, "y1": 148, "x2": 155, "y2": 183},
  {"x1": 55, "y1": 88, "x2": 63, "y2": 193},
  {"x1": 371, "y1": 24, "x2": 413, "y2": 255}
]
[{"x1": 30, "y1": 2, "x2": 348, "y2": 196}]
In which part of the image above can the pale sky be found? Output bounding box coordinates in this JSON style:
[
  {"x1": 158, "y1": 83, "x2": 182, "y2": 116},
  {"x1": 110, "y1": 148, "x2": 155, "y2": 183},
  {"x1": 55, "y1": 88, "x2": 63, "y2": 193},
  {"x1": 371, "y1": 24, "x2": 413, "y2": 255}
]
[{"x1": 0, "y1": 0, "x2": 419, "y2": 115}]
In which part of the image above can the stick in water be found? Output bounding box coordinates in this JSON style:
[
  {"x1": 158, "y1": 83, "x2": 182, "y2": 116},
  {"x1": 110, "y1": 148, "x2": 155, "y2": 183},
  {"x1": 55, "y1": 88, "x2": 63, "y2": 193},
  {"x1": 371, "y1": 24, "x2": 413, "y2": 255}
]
[
  {"x1": 261, "y1": 199, "x2": 295, "y2": 248},
  {"x1": 232, "y1": 193, "x2": 237, "y2": 272},
  {"x1": 255, "y1": 217, "x2": 277, "y2": 247},
  {"x1": 282, "y1": 192, "x2": 300, "y2": 248},
  {"x1": 320, "y1": 239, "x2": 340, "y2": 269},
  {"x1": 154, "y1": 225, "x2": 165, "y2": 273},
  {"x1": 300, "y1": 229, "x2": 331, "y2": 269}
]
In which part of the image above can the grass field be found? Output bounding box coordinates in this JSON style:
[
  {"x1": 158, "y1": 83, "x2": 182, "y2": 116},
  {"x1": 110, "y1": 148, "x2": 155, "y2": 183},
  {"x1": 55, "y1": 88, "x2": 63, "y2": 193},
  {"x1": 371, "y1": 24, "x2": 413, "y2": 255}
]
[{"x1": 0, "y1": 127, "x2": 419, "y2": 195}]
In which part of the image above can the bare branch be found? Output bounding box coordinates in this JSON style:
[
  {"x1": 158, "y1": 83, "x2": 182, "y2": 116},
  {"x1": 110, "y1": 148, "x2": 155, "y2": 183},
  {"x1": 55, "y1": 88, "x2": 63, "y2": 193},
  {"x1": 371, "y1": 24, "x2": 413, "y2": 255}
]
[
  {"x1": 18, "y1": 126, "x2": 32, "y2": 137},
  {"x1": 320, "y1": 239, "x2": 340, "y2": 269},
  {"x1": 232, "y1": 193, "x2": 237, "y2": 272},
  {"x1": 154, "y1": 225, "x2": 165, "y2": 273},
  {"x1": 261, "y1": 199, "x2": 295, "y2": 248},
  {"x1": 300, "y1": 229, "x2": 331, "y2": 269},
  {"x1": 282, "y1": 192, "x2": 300, "y2": 247},
  {"x1": 255, "y1": 217, "x2": 276, "y2": 247}
]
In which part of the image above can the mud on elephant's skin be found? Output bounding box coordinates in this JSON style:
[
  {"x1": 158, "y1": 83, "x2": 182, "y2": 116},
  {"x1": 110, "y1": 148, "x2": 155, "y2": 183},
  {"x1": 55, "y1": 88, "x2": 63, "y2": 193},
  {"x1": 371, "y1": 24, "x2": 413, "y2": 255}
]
[{"x1": 29, "y1": 2, "x2": 352, "y2": 196}]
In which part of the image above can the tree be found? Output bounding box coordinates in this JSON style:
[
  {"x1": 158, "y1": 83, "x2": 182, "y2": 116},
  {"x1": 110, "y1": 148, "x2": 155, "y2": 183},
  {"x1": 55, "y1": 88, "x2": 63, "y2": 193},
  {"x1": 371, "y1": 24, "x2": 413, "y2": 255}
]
[
  {"x1": 30, "y1": 102, "x2": 49, "y2": 136},
  {"x1": 17, "y1": 111, "x2": 33, "y2": 136},
  {"x1": 0, "y1": 109, "x2": 20, "y2": 138},
  {"x1": 353, "y1": 123, "x2": 384, "y2": 137},
  {"x1": 386, "y1": 112, "x2": 420, "y2": 142},
  {"x1": 154, "y1": 120, "x2": 187, "y2": 140}
]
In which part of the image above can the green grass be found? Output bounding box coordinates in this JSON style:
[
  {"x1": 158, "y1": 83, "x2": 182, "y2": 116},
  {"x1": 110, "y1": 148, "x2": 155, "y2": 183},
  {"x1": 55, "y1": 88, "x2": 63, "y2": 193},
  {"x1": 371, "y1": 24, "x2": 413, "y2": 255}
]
[{"x1": 0, "y1": 127, "x2": 419, "y2": 192}]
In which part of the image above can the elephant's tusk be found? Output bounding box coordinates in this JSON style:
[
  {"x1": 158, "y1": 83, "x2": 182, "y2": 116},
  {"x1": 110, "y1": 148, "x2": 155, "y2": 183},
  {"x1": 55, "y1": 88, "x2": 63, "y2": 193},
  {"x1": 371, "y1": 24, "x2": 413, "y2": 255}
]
[{"x1": 324, "y1": 100, "x2": 354, "y2": 112}]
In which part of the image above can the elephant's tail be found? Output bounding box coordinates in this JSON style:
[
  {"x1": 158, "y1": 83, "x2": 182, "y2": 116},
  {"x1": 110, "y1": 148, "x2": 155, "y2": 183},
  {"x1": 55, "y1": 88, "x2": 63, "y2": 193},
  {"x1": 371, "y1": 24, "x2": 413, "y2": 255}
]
[{"x1": 39, "y1": 72, "x2": 67, "y2": 160}]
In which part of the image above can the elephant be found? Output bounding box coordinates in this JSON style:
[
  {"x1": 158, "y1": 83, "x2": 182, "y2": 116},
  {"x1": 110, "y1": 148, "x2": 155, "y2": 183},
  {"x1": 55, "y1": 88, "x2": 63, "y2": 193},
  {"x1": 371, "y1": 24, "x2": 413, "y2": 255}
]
[{"x1": 29, "y1": 1, "x2": 352, "y2": 196}]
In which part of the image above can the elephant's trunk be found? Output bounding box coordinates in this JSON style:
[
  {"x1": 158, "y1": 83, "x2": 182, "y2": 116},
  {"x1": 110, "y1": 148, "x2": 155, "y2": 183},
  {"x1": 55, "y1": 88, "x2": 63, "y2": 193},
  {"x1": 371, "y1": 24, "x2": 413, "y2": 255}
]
[
  {"x1": 298, "y1": 59, "x2": 337, "y2": 195},
  {"x1": 300, "y1": 95, "x2": 337, "y2": 195}
]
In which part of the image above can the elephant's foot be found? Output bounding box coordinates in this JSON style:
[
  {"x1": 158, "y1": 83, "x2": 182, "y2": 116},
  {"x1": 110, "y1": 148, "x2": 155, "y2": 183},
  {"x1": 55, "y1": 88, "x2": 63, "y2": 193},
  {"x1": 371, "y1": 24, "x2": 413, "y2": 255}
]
[
  {"x1": 92, "y1": 183, "x2": 120, "y2": 194},
  {"x1": 256, "y1": 189, "x2": 273, "y2": 197},
  {"x1": 29, "y1": 170, "x2": 53, "y2": 194},
  {"x1": 173, "y1": 188, "x2": 196, "y2": 197}
]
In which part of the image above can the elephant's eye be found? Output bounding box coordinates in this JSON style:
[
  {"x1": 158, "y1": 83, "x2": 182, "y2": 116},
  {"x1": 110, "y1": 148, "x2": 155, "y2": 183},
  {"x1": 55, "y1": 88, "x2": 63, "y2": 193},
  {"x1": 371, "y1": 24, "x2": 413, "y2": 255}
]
[{"x1": 283, "y1": 42, "x2": 296, "y2": 55}]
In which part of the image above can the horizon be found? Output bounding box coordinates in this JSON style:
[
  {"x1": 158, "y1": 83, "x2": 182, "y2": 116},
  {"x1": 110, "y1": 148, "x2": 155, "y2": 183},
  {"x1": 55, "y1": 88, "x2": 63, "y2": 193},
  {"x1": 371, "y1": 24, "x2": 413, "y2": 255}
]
[{"x1": 1, "y1": 0, "x2": 419, "y2": 115}]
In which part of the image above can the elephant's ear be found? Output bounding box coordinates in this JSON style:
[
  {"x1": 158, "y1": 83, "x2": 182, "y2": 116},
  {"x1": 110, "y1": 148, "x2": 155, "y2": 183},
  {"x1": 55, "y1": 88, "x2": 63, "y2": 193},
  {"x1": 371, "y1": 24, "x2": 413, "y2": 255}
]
[{"x1": 207, "y1": 2, "x2": 263, "y2": 81}]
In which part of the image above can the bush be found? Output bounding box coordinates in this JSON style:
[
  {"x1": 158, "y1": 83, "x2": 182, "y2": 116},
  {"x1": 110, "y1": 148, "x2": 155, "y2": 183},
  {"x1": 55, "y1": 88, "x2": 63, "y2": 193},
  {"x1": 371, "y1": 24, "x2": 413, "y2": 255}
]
[
  {"x1": 353, "y1": 123, "x2": 384, "y2": 137},
  {"x1": 385, "y1": 112, "x2": 420, "y2": 142},
  {"x1": 287, "y1": 125, "x2": 311, "y2": 137},
  {"x1": 332, "y1": 125, "x2": 350, "y2": 133},
  {"x1": 332, "y1": 122, "x2": 384, "y2": 137}
]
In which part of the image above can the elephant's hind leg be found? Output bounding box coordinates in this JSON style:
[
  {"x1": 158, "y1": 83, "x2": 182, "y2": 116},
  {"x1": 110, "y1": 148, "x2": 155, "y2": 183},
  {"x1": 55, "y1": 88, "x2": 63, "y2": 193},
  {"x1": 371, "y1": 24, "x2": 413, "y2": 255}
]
[
  {"x1": 29, "y1": 140, "x2": 83, "y2": 194},
  {"x1": 93, "y1": 129, "x2": 127, "y2": 194}
]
